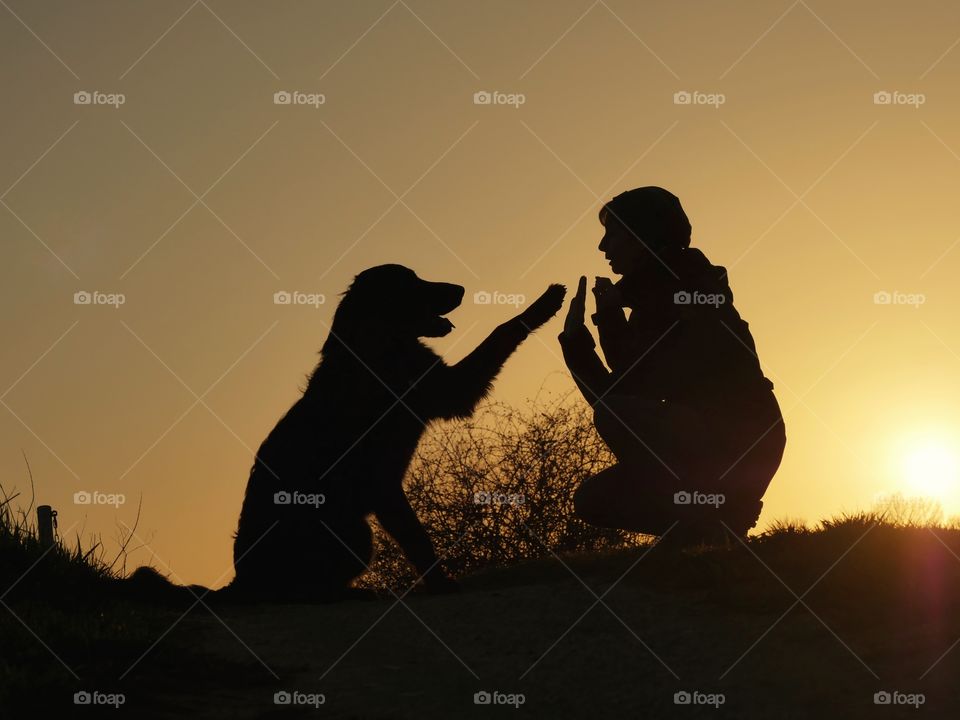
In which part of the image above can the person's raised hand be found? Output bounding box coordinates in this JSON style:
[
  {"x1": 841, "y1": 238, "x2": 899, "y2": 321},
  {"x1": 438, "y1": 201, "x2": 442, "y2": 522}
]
[{"x1": 562, "y1": 276, "x2": 588, "y2": 339}]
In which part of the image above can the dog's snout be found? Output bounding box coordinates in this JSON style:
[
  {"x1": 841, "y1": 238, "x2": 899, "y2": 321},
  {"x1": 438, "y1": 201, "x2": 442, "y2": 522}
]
[{"x1": 432, "y1": 282, "x2": 464, "y2": 314}]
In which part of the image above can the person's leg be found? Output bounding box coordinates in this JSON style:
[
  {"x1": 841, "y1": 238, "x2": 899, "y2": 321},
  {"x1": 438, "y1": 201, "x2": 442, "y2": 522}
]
[
  {"x1": 573, "y1": 462, "x2": 679, "y2": 535},
  {"x1": 574, "y1": 459, "x2": 740, "y2": 546},
  {"x1": 711, "y1": 412, "x2": 787, "y2": 537},
  {"x1": 579, "y1": 393, "x2": 788, "y2": 543},
  {"x1": 593, "y1": 395, "x2": 710, "y2": 479},
  {"x1": 581, "y1": 396, "x2": 700, "y2": 537}
]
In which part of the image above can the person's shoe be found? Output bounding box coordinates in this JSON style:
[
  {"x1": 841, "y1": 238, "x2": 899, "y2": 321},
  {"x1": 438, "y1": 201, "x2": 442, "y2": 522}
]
[
  {"x1": 655, "y1": 499, "x2": 763, "y2": 549},
  {"x1": 720, "y1": 498, "x2": 763, "y2": 539}
]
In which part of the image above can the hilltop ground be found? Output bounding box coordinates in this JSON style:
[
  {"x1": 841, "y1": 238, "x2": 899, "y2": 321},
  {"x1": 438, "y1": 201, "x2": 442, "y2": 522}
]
[{"x1": 7, "y1": 517, "x2": 960, "y2": 719}]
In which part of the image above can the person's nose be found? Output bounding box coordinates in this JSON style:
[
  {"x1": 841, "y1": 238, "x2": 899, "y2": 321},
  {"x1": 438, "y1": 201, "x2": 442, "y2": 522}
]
[{"x1": 598, "y1": 233, "x2": 607, "y2": 253}]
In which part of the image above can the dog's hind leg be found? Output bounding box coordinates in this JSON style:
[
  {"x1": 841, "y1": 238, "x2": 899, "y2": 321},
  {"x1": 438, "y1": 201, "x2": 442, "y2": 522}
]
[{"x1": 308, "y1": 519, "x2": 374, "y2": 600}]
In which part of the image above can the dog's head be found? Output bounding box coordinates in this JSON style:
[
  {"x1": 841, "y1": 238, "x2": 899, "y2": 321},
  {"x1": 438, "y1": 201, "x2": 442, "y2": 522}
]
[{"x1": 331, "y1": 264, "x2": 465, "y2": 342}]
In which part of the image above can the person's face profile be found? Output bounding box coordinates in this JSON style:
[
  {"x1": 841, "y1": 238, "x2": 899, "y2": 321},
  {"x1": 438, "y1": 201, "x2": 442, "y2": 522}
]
[{"x1": 598, "y1": 214, "x2": 647, "y2": 277}]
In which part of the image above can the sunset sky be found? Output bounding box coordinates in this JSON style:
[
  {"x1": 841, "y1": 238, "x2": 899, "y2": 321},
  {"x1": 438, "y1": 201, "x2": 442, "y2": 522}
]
[{"x1": 3, "y1": 0, "x2": 960, "y2": 588}]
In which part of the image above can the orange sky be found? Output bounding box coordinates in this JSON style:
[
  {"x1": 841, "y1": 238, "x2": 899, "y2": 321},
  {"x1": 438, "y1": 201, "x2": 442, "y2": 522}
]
[{"x1": 3, "y1": 0, "x2": 960, "y2": 587}]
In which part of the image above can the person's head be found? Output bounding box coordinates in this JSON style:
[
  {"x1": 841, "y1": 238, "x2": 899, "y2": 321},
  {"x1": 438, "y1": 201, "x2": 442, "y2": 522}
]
[{"x1": 597, "y1": 186, "x2": 691, "y2": 276}]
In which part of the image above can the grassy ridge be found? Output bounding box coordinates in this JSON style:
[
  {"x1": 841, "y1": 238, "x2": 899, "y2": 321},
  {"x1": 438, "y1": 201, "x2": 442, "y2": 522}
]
[
  {"x1": 3, "y1": 393, "x2": 958, "y2": 716},
  {"x1": 4, "y1": 495, "x2": 960, "y2": 716}
]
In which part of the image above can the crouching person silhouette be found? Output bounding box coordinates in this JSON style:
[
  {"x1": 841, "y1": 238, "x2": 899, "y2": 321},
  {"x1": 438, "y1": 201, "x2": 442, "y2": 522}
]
[{"x1": 559, "y1": 187, "x2": 785, "y2": 545}]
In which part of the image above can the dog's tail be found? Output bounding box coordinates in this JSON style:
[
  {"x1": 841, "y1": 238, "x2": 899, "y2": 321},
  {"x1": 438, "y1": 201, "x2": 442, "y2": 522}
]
[{"x1": 120, "y1": 566, "x2": 242, "y2": 607}]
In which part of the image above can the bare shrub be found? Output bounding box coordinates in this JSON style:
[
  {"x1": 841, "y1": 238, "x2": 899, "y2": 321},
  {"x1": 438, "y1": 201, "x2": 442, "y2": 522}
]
[
  {"x1": 870, "y1": 492, "x2": 945, "y2": 528},
  {"x1": 360, "y1": 393, "x2": 646, "y2": 591}
]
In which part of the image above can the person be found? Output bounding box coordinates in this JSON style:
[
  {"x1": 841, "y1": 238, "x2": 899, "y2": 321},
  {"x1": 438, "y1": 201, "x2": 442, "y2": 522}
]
[{"x1": 558, "y1": 186, "x2": 785, "y2": 544}]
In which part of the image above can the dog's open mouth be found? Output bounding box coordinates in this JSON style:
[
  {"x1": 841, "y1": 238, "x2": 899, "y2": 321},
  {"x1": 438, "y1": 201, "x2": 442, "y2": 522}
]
[
  {"x1": 422, "y1": 314, "x2": 455, "y2": 338},
  {"x1": 419, "y1": 281, "x2": 464, "y2": 338}
]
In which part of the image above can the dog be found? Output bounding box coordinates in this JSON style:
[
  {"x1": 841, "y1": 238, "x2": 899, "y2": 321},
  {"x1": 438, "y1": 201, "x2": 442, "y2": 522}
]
[{"x1": 232, "y1": 265, "x2": 565, "y2": 600}]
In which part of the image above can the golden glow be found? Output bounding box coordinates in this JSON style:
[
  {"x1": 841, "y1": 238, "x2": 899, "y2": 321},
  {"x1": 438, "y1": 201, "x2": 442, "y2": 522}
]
[
  {"x1": 899, "y1": 437, "x2": 959, "y2": 507},
  {"x1": 4, "y1": 3, "x2": 960, "y2": 586}
]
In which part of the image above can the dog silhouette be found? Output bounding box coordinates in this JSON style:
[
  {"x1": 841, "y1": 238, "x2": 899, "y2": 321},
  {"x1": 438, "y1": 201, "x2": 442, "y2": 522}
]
[{"x1": 233, "y1": 265, "x2": 564, "y2": 599}]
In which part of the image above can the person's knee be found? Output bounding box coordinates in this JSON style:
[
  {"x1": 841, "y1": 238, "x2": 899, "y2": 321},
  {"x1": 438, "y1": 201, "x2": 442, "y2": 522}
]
[
  {"x1": 593, "y1": 395, "x2": 665, "y2": 461},
  {"x1": 573, "y1": 478, "x2": 610, "y2": 526},
  {"x1": 572, "y1": 481, "x2": 593, "y2": 521},
  {"x1": 593, "y1": 401, "x2": 627, "y2": 452},
  {"x1": 593, "y1": 404, "x2": 614, "y2": 440}
]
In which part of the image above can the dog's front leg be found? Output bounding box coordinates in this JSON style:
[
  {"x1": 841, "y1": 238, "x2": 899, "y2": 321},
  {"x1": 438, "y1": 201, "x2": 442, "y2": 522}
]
[
  {"x1": 426, "y1": 284, "x2": 566, "y2": 419},
  {"x1": 410, "y1": 285, "x2": 566, "y2": 420},
  {"x1": 373, "y1": 485, "x2": 459, "y2": 593}
]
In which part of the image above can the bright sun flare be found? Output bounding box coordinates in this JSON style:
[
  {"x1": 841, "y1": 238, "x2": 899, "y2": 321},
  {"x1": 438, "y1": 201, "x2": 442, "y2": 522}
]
[{"x1": 900, "y1": 439, "x2": 959, "y2": 502}]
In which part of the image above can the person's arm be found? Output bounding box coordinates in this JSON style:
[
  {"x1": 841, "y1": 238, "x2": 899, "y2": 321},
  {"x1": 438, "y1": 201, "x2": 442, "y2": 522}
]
[
  {"x1": 593, "y1": 310, "x2": 632, "y2": 372},
  {"x1": 590, "y1": 277, "x2": 636, "y2": 372},
  {"x1": 558, "y1": 277, "x2": 614, "y2": 406}
]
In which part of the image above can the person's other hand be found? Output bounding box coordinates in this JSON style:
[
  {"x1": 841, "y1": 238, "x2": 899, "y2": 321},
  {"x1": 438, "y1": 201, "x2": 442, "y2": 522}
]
[
  {"x1": 562, "y1": 276, "x2": 588, "y2": 338},
  {"x1": 592, "y1": 276, "x2": 623, "y2": 315}
]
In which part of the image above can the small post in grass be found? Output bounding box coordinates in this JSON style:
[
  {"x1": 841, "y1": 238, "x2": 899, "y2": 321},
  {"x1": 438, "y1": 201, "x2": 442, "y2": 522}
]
[{"x1": 37, "y1": 505, "x2": 57, "y2": 550}]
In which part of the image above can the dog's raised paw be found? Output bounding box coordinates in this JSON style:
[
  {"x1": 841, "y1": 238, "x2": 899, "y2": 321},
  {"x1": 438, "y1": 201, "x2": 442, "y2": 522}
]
[{"x1": 522, "y1": 284, "x2": 566, "y2": 328}]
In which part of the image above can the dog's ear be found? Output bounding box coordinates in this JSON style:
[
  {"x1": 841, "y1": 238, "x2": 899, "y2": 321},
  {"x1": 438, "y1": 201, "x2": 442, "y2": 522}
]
[
  {"x1": 322, "y1": 268, "x2": 407, "y2": 357},
  {"x1": 324, "y1": 284, "x2": 378, "y2": 352}
]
